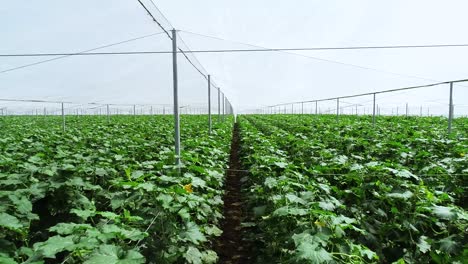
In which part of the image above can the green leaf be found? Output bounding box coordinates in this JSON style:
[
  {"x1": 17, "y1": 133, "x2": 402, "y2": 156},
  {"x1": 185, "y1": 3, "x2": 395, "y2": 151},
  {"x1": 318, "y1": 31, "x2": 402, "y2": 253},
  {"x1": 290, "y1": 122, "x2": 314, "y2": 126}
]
[
  {"x1": 157, "y1": 193, "x2": 173, "y2": 209},
  {"x1": 84, "y1": 245, "x2": 145, "y2": 264},
  {"x1": 264, "y1": 177, "x2": 277, "y2": 188},
  {"x1": 438, "y1": 235, "x2": 458, "y2": 254},
  {"x1": 101, "y1": 224, "x2": 147, "y2": 241},
  {"x1": 386, "y1": 190, "x2": 413, "y2": 200},
  {"x1": 95, "y1": 168, "x2": 108, "y2": 177},
  {"x1": 318, "y1": 201, "x2": 335, "y2": 211},
  {"x1": 33, "y1": 235, "x2": 75, "y2": 258},
  {"x1": 184, "y1": 246, "x2": 203, "y2": 264},
  {"x1": 0, "y1": 253, "x2": 17, "y2": 264},
  {"x1": 204, "y1": 225, "x2": 222, "y2": 237},
  {"x1": 429, "y1": 205, "x2": 457, "y2": 220},
  {"x1": 273, "y1": 206, "x2": 308, "y2": 216},
  {"x1": 274, "y1": 161, "x2": 288, "y2": 168},
  {"x1": 8, "y1": 194, "x2": 32, "y2": 215},
  {"x1": 71, "y1": 209, "x2": 95, "y2": 220},
  {"x1": 188, "y1": 175, "x2": 206, "y2": 188},
  {"x1": 0, "y1": 213, "x2": 23, "y2": 231},
  {"x1": 131, "y1": 170, "x2": 144, "y2": 180},
  {"x1": 180, "y1": 222, "x2": 206, "y2": 245},
  {"x1": 50, "y1": 223, "x2": 92, "y2": 235},
  {"x1": 286, "y1": 193, "x2": 306, "y2": 204},
  {"x1": 417, "y1": 236, "x2": 431, "y2": 253},
  {"x1": 201, "y1": 250, "x2": 218, "y2": 264},
  {"x1": 136, "y1": 182, "x2": 154, "y2": 192},
  {"x1": 295, "y1": 240, "x2": 332, "y2": 263}
]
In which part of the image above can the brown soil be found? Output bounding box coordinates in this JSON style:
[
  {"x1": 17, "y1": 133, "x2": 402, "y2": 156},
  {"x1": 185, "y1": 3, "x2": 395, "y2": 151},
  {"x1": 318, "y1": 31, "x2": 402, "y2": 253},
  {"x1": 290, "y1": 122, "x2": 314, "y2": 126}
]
[{"x1": 217, "y1": 122, "x2": 251, "y2": 264}]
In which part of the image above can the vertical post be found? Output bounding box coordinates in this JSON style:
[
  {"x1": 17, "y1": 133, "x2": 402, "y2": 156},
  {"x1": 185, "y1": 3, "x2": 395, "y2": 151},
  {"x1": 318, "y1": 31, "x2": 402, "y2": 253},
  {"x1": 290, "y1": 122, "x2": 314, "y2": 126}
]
[
  {"x1": 301, "y1": 102, "x2": 304, "y2": 115},
  {"x1": 106, "y1": 104, "x2": 110, "y2": 122},
  {"x1": 315, "y1": 101, "x2": 318, "y2": 115},
  {"x1": 222, "y1": 93, "x2": 225, "y2": 121},
  {"x1": 336, "y1": 98, "x2": 340, "y2": 121},
  {"x1": 171, "y1": 29, "x2": 181, "y2": 166},
  {"x1": 61, "y1": 102, "x2": 65, "y2": 132},
  {"x1": 406, "y1": 103, "x2": 409, "y2": 117},
  {"x1": 397, "y1": 107, "x2": 399, "y2": 116},
  {"x1": 420, "y1": 105, "x2": 422, "y2": 117},
  {"x1": 133, "y1": 104, "x2": 136, "y2": 117},
  {"x1": 217, "y1": 88, "x2": 220, "y2": 122},
  {"x1": 150, "y1": 106, "x2": 153, "y2": 115},
  {"x1": 291, "y1": 104, "x2": 294, "y2": 114},
  {"x1": 355, "y1": 105, "x2": 358, "y2": 115},
  {"x1": 448, "y1": 82, "x2": 454, "y2": 133},
  {"x1": 372, "y1": 93, "x2": 376, "y2": 126},
  {"x1": 208, "y1": 75, "x2": 212, "y2": 134}
]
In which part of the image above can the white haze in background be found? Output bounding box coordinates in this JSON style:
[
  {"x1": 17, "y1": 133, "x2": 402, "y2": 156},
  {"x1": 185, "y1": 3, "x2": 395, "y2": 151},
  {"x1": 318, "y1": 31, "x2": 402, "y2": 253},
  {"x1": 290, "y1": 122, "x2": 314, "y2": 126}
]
[{"x1": 1, "y1": 0, "x2": 468, "y2": 115}]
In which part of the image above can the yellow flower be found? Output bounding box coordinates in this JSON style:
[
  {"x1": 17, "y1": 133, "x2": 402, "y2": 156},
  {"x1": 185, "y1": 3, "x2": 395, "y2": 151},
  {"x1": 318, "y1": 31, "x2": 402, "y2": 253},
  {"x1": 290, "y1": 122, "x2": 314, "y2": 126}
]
[
  {"x1": 183, "y1": 183, "x2": 193, "y2": 193},
  {"x1": 314, "y1": 220, "x2": 326, "y2": 227}
]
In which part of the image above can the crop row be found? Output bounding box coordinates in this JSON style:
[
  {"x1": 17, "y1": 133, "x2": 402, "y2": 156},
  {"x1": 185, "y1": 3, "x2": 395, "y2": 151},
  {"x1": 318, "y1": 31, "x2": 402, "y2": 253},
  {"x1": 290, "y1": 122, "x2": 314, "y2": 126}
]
[
  {"x1": 0, "y1": 115, "x2": 232, "y2": 264},
  {"x1": 239, "y1": 115, "x2": 467, "y2": 263}
]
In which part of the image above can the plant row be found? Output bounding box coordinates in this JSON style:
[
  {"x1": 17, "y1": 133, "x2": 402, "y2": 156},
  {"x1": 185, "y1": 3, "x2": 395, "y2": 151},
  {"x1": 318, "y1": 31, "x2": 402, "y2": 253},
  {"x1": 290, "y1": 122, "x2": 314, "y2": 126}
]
[
  {"x1": 0, "y1": 115, "x2": 232, "y2": 264},
  {"x1": 239, "y1": 115, "x2": 467, "y2": 264}
]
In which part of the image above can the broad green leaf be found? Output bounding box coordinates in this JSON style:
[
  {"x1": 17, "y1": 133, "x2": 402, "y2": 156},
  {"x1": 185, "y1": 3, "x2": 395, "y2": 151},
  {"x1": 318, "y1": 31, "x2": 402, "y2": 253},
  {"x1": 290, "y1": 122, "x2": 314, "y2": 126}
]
[
  {"x1": 264, "y1": 177, "x2": 277, "y2": 188},
  {"x1": 0, "y1": 213, "x2": 23, "y2": 231},
  {"x1": 386, "y1": 190, "x2": 413, "y2": 200},
  {"x1": 184, "y1": 246, "x2": 203, "y2": 264},
  {"x1": 201, "y1": 250, "x2": 218, "y2": 264},
  {"x1": 295, "y1": 241, "x2": 332, "y2": 263},
  {"x1": 180, "y1": 222, "x2": 206, "y2": 245},
  {"x1": 84, "y1": 245, "x2": 145, "y2": 264},
  {"x1": 274, "y1": 161, "x2": 288, "y2": 168},
  {"x1": 417, "y1": 236, "x2": 431, "y2": 253},
  {"x1": 0, "y1": 253, "x2": 17, "y2": 264},
  {"x1": 33, "y1": 235, "x2": 75, "y2": 258},
  {"x1": 429, "y1": 205, "x2": 457, "y2": 220},
  {"x1": 438, "y1": 235, "x2": 458, "y2": 254},
  {"x1": 49, "y1": 223, "x2": 92, "y2": 235},
  {"x1": 204, "y1": 225, "x2": 222, "y2": 237}
]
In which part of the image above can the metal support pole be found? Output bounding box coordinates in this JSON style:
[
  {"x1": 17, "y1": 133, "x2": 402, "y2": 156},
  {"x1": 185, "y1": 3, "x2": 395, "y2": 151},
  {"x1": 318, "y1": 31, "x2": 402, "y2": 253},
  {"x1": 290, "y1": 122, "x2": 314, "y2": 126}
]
[
  {"x1": 397, "y1": 107, "x2": 399, "y2": 116},
  {"x1": 208, "y1": 75, "x2": 212, "y2": 134},
  {"x1": 420, "y1": 106, "x2": 422, "y2": 117},
  {"x1": 222, "y1": 93, "x2": 225, "y2": 121},
  {"x1": 336, "y1": 98, "x2": 340, "y2": 121},
  {"x1": 133, "y1": 104, "x2": 136, "y2": 116},
  {"x1": 171, "y1": 29, "x2": 181, "y2": 166},
  {"x1": 301, "y1": 102, "x2": 304, "y2": 115},
  {"x1": 406, "y1": 103, "x2": 409, "y2": 117},
  {"x1": 106, "y1": 104, "x2": 110, "y2": 122},
  {"x1": 372, "y1": 93, "x2": 376, "y2": 125},
  {"x1": 448, "y1": 82, "x2": 454, "y2": 133},
  {"x1": 315, "y1": 101, "x2": 318, "y2": 115},
  {"x1": 217, "y1": 88, "x2": 220, "y2": 122},
  {"x1": 61, "y1": 102, "x2": 65, "y2": 132},
  {"x1": 150, "y1": 106, "x2": 153, "y2": 115}
]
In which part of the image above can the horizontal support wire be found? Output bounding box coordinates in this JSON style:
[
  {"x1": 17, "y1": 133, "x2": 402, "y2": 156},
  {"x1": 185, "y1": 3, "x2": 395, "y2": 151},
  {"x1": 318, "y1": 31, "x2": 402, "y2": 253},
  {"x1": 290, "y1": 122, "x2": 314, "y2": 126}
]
[
  {"x1": 268, "y1": 78, "x2": 468, "y2": 107},
  {"x1": 4, "y1": 44, "x2": 468, "y2": 57}
]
